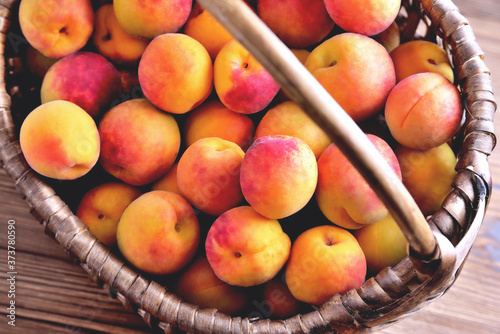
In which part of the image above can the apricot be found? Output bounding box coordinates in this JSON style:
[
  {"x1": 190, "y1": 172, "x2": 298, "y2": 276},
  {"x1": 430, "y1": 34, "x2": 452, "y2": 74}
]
[
  {"x1": 390, "y1": 40, "x2": 454, "y2": 83},
  {"x1": 290, "y1": 48, "x2": 311, "y2": 65},
  {"x1": 19, "y1": 100, "x2": 100, "y2": 180},
  {"x1": 113, "y1": 0, "x2": 192, "y2": 39},
  {"x1": 151, "y1": 163, "x2": 181, "y2": 196},
  {"x1": 214, "y1": 39, "x2": 280, "y2": 114},
  {"x1": 254, "y1": 101, "x2": 332, "y2": 159},
  {"x1": 240, "y1": 135, "x2": 318, "y2": 219},
  {"x1": 183, "y1": 100, "x2": 255, "y2": 151},
  {"x1": 183, "y1": 2, "x2": 234, "y2": 60},
  {"x1": 174, "y1": 257, "x2": 247, "y2": 315},
  {"x1": 98, "y1": 99, "x2": 180, "y2": 186},
  {"x1": 177, "y1": 137, "x2": 245, "y2": 216},
  {"x1": 257, "y1": 0, "x2": 334, "y2": 48},
  {"x1": 324, "y1": 0, "x2": 400, "y2": 36},
  {"x1": 116, "y1": 191, "x2": 200, "y2": 275},
  {"x1": 395, "y1": 143, "x2": 457, "y2": 216},
  {"x1": 19, "y1": 0, "x2": 94, "y2": 58},
  {"x1": 285, "y1": 225, "x2": 367, "y2": 305},
  {"x1": 76, "y1": 183, "x2": 141, "y2": 246},
  {"x1": 262, "y1": 277, "x2": 302, "y2": 319},
  {"x1": 385, "y1": 72, "x2": 463, "y2": 150},
  {"x1": 354, "y1": 214, "x2": 408, "y2": 275},
  {"x1": 316, "y1": 134, "x2": 401, "y2": 229},
  {"x1": 139, "y1": 33, "x2": 213, "y2": 114},
  {"x1": 205, "y1": 206, "x2": 291, "y2": 287},
  {"x1": 305, "y1": 33, "x2": 396, "y2": 122},
  {"x1": 93, "y1": 4, "x2": 149, "y2": 65},
  {"x1": 40, "y1": 52, "x2": 123, "y2": 118},
  {"x1": 373, "y1": 20, "x2": 400, "y2": 53}
]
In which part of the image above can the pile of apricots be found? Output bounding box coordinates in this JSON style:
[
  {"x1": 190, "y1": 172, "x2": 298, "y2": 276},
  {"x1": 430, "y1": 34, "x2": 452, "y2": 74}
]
[{"x1": 16, "y1": 0, "x2": 462, "y2": 317}]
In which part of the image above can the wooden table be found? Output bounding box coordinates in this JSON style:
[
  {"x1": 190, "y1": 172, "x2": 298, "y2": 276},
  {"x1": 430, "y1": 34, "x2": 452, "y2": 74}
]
[{"x1": 1, "y1": 1, "x2": 499, "y2": 333}]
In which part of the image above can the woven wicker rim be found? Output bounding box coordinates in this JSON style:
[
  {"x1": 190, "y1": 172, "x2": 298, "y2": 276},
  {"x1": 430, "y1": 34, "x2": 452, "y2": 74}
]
[{"x1": 0, "y1": 0, "x2": 496, "y2": 333}]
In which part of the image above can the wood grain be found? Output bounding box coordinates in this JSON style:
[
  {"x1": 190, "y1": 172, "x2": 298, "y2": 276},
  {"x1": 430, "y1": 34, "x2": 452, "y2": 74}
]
[{"x1": 0, "y1": 0, "x2": 499, "y2": 333}]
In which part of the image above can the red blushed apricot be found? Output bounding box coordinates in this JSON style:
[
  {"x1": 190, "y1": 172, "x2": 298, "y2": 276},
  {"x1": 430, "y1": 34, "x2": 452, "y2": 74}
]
[
  {"x1": 220, "y1": 67, "x2": 278, "y2": 114},
  {"x1": 205, "y1": 206, "x2": 291, "y2": 287},
  {"x1": 184, "y1": 99, "x2": 256, "y2": 151},
  {"x1": 305, "y1": 33, "x2": 396, "y2": 122},
  {"x1": 174, "y1": 256, "x2": 247, "y2": 315},
  {"x1": 214, "y1": 39, "x2": 280, "y2": 114},
  {"x1": 385, "y1": 72, "x2": 463, "y2": 150},
  {"x1": 139, "y1": 33, "x2": 213, "y2": 114},
  {"x1": 19, "y1": 0, "x2": 94, "y2": 59},
  {"x1": 315, "y1": 134, "x2": 401, "y2": 229},
  {"x1": 19, "y1": 100, "x2": 100, "y2": 180},
  {"x1": 76, "y1": 182, "x2": 142, "y2": 246},
  {"x1": 177, "y1": 137, "x2": 245, "y2": 216},
  {"x1": 262, "y1": 277, "x2": 302, "y2": 318},
  {"x1": 324, "y1": 0, "x2": 400, "y2": 36},
  {"x1": 116, "y1": 191, "x2": 200, "y2": 275},
  {"x1": 257, "y1": 0, "x2": 334, "y2": 48},
  {"x1": 41, "y1": 52, "x2": 122, "y2": 118},
  {"x1": 98, "y1": 99, "x2": 180, "y2": 186},
  {"x1": 240, "y1": 135, "x2": 318, "y2": 219},
  {"x1": 285, "y1": 225, "x2": 367, "y2": 305},
  {"x1": 255, "y1": 101, "x2": 331, "y2": 159}
]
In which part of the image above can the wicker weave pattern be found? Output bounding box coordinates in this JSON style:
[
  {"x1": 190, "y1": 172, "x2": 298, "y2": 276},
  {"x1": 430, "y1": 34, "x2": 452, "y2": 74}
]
[{"x1": 0, "y1": 0, "x2": 496, "y2": 333}]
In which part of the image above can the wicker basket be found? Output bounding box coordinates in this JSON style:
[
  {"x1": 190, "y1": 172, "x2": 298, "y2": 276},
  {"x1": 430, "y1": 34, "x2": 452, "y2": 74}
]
[{"x1": 0, "y1": 0, "x2": 496, "y2": 333}]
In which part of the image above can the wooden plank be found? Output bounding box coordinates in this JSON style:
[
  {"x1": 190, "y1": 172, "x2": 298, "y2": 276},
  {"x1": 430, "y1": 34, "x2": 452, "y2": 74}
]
[
  {"x1": 0, "y1": 181, "x2": 72, "y2": 260},
  {"x1": 0, "y1": 317, "x2": 149, "y2": 334},
  {"x1": 0, "y1": 270, "x2": 126, "y2": 310},
  {"x1": 0, "y1": 308, "x2": 153, "y2": 334},
  {"x1": 0, "y1": 251, "x2": 90, "y2": 280}
]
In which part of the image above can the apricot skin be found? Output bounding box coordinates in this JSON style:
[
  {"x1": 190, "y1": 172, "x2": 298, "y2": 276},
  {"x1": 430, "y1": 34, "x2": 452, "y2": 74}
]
[{"x1": 19, "y1": 100, "x2": 100, "y2": 180}]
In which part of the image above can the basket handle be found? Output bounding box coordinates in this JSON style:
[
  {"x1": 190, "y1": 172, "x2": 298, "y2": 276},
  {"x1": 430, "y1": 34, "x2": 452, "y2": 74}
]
[{"x1": 198, "y1": 0, "x2": 440, "y2": 262}]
